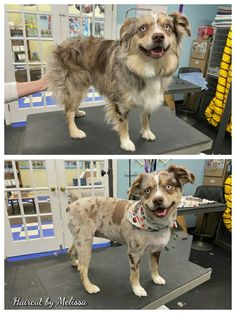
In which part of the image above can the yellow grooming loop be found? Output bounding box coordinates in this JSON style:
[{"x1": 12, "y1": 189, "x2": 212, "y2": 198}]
[
  {"x1": 223, "y1": 175, "x2": 232, "y2": 232},
  {"x1": 205, "y1": 27, "x2": 232, "y2": 134}
]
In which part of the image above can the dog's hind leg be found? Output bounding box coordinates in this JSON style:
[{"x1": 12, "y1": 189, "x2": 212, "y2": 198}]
[
  {"x1": 65, "y1": 91, "x2": 88, "y2": 139},
  {"x1": 140, "y1": 111, "x2": 156, "y2": 141},
  {"x1": 75, "y1": 110, "x2": 86, "y2": 118},
  {"x1": 68, "y1": 244, "x2": 79, "y2": 268},
  {"x1": 66, "y1": 109, "x2": 87, "y2": 139},
  {"x1": 74, "y1": 236, "x2": 100, "y2": 294},
  {"x1": 149, "y1": 251, "x2": 166, "y2": 285}
]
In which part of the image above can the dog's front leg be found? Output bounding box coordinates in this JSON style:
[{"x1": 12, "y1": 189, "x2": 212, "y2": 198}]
[
  {"x1": 149, "y1": 251, "x2": 166, "y2": 285},
  {"x1": 128, "y1": 252, "x2": 147, "y2": 297},
  {"x1": 117, "y1": 113, "x2": 136, "y2": 152},
  {"x1": 140, "y1": 111, "x2": 156, "y2": 141}
]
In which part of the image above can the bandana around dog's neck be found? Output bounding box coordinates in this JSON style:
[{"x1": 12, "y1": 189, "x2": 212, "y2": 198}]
[{"x1": 127, "y1": 202, "x2": 177, "y2": 232}]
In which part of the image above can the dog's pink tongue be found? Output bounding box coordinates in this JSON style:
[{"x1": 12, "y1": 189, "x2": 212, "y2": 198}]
[
  {"x1": 150, "y1": 48, "x2": 164, "y2": 58},
  {"x1": 155, "y1": 208, "x2": 167, "y2": 217}
]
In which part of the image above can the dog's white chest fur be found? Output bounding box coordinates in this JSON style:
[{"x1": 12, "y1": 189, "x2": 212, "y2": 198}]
[
  {"x1": 128, "y1": 78, "x2": 164, "y2": 113},
  {"x1": 145, "y1": 229, "x2": 171, "y2": 253}
]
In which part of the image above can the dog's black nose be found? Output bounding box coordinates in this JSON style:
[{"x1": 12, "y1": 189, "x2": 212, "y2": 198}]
[
  {"x1": 152, "y1": 33, "x2": 165, "y2": 43},
  {"x1": 153, "y1": 197, "x2": 164, "y2": 207}
]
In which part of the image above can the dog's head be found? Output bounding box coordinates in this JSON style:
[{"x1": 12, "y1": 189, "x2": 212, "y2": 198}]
[
  {"x1": 128, "y1": 165, "x2": 195, "y2": 221},
  {"x1": 120, "y1": 12, "x2": 191, "y2": 59}
]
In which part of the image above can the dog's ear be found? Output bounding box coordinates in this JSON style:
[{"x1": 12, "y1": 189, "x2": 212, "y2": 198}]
[
  {"x1": 167, "y1": 165, "x2": 195, "y2": 185},
  {"x1": 128, "y1": 173, "x2": 146, "y2": 198},
  {"x1": 169, "y1": 12, "x2": 191, "y2": 41},
  {"x1": 120, "y1": 18, "x2": 137, "y2": 48}
]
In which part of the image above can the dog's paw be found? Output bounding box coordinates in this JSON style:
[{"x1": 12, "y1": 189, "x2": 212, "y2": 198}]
[
  {"x1": 75, "y1": 110, "x2": 86, "y2": 118},
  {"x1": 71, "y1": 259, "x2": 79, "y2": 267},
  {"x1": 70, "y1": 128, "x2": 86, "y2": 139},
  {"x1": 86, "y1": 284, "x2": 101, "y2": 294},
  {"x1": 152, "y1": 275, "x2": 166, "y2": 285},
  {"x1": 141, "y1": 129, "x2": 156, "y2": 141},
  {"x1": 132, "y1": 285, "x2": 147, "y2": 297},
  {"x1": 120, "y1": 138, "x2": 136, "y2": 152}
]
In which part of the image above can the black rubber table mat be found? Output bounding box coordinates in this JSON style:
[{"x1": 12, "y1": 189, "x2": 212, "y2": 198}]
[
  {"x1": 23, "y1": 106, "x2": 211, "y2": 154},
  {"x1": 34, "y1": 246, "x2": 210, "y2": 309}
]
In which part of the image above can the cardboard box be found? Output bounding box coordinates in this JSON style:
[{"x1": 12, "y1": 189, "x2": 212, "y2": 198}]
[
  {"x1": 203, "y1": 176, "x2": 225, "y2": 186},
  {"x1": 204, "y1": 159, "x2": 226, "y2": 177},
  {"x1": 189, "y1": 57, "x2": 208, "y2": 75},
  {"x1": 191, "y1": 40, "x2": 210, "y2": 60}
]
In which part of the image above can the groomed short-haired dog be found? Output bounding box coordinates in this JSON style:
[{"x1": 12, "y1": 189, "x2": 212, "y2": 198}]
[
  {"x1": 66, "y1": 165, "x2": 195, "y2": 297},
  {"x1": 47, "y1": 12, "x2": 191, "y2": 151}
]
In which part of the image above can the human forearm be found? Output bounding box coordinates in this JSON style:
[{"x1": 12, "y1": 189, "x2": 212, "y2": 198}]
[{"x1": 16, "y1": 76, "x2": 49, "y2": 98}]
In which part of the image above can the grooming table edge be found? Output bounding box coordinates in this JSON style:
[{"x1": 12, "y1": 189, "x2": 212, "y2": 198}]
[{"x1": 143, "y1": 266, "x2": 212, "y2": 309}]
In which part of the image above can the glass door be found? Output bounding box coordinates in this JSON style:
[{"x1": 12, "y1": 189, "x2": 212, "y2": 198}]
[
  {"x1": 55, "y1": 159, "x2": 110, "y2": 248},
  {"x1": 5, "y1": 5, "x2": 59, "y2": 124},
  {"x1": 57, "y1": 4, "x2": 114, "y2": 110},
  {"x1": 5, "y1": 4, "x2": 116, "y2": 125},
  {"x1": 4, "y1": 159, "x2": 63, "y2": 257},
  {"x1": 5, "y1": 159, "x2": 111, "y2": 258}
]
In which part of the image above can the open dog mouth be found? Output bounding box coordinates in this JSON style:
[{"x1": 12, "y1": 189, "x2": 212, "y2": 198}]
[
  {"x1": 153, "y1": 201, "x2": 175, "y2": 218},
  {"x1": 139, "y1": 44, "x2": 169, "y2": 58}
]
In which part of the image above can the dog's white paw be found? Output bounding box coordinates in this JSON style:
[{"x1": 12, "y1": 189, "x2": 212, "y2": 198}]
[
  {"x1": 71, "y1": 259, "x2": 79, "y2": 267},
  {"x1": 86, "y1": 284, "x2": 101, "y2": 294},
  {"x1": 141, "y1": 129, "x2": 156, "y2": 141},
  {"x1": 70, "y1": 127, "x2": 86, "y2": 139},
  {"x1": 75, "y1": 110, "x2": 86, "y2": 117},
  {"x1": 120, "y1": 138, "x2": 136, "y2": 152},
  {"x1": 152, "y1": 275, "x2": 166, "y2": 285},
  {"x1": 132, "y1": 285, "x2": 147, "y2": 297}
]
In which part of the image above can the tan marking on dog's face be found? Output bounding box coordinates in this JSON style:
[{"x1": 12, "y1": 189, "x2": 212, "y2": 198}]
[
  {"x1": 129, "y1": 166, "x2": 194, "y2": 219},
  {"x1": 141, "y1": 171, "x2": 182, "y2": 217},
  {"x1": 122, "y1": 13, "x2": 177, "y2": 59},
  {"x1": 112, "y1": 200, "x2": 127, "y2": 225},
  {"x1": 120, "y1": 12, "x2": 190, "y2": 73}
]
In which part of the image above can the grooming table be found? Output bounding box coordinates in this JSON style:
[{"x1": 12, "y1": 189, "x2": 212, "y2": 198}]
[
  {"x1": 30, "y1": 246, "x2": 211, "y2": 309},
  {"x1": 23, "y1": 106, "x2": 212, "y2": 154}
]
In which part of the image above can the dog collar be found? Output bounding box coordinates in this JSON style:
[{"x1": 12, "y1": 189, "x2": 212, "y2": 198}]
[{"x1": 127, "y1": 202, "x2": 177, "y2": 232}]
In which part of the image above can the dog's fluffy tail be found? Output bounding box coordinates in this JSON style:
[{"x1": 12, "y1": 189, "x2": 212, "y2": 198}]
[{"x1": 46, "y1": 46, "x2": 70, "y2": 109}]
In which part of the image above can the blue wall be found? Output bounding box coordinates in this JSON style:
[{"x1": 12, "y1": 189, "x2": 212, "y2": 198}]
[
  {"x1": 116, "y1": 159, "x2": 206, "y2": 227},
  {"x1": 167, "y1": 5, "x2": 218, "y2": 69},
  {"x1": 116, "y1": 4, "x2": 219, "y2": 69}
]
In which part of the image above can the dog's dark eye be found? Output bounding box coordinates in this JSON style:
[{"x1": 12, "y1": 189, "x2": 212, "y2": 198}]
[
  {"x1": 140, "y1": 25, "x2": 147, "y2": 32},
  {"x1": 166, "y1": 185, "x2": 172, "y2": 190},
  {"x1": 145, "y1": 188, "x2": 151, "y2": 194}
]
